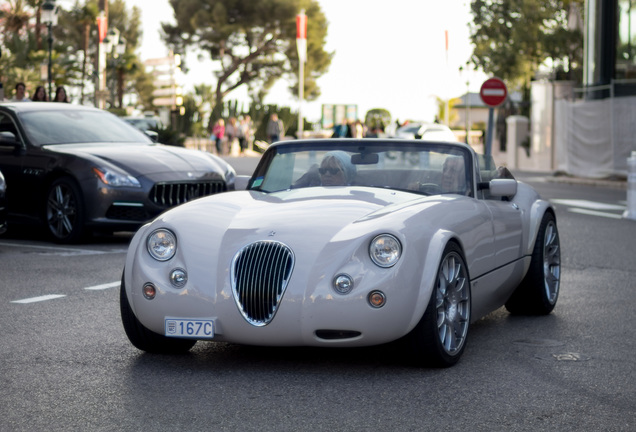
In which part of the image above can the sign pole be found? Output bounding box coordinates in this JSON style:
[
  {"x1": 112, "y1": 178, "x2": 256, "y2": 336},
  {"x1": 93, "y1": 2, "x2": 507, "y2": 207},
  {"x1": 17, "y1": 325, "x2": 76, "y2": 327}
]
[
  {"x1": 296, "y1": 10, "x2": 307, "y2": 138},
  {"x1": 479, "y1": 77, "x2": 508, "y2": 157}
]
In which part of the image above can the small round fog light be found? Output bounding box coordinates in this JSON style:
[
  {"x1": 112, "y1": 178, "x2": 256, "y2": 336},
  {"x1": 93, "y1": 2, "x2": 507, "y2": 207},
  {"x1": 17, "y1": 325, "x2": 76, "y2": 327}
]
[
  {"x1": 170, "y1": 268, "x2": 188, "y2": 288},
  {"x1": 142, "y1": 283, "x2": 156, "y2": 300},
  {"x1": 333, "y1": 274, "x2": 354, "y2": 294},
  {"x1": 368, "y1": 290, "x2": 386, "y2": 308}
]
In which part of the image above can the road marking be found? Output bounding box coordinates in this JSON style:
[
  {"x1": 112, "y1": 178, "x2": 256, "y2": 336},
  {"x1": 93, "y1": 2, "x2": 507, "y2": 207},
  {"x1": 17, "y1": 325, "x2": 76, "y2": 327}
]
[
  {"x1": 11, "y1": 294, "x2": 67, "y2": 304},
  {"x1": 569, "y1": 208, "x2": 623, "y2": 219},
  {"x1": 85, "y1": 282, "x2": 120, "y2": 290},
  {"x1": 550, "y1": 199, "x2": 626, "y2": 211},
  {"x1": 0, "y1": 241, "x2": 127, "y2": 256}
]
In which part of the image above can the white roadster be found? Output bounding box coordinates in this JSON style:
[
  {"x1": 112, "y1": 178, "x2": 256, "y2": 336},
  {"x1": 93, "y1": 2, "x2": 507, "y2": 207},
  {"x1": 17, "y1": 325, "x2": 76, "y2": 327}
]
[{"x1": 120, "y1": 139, "x2": 561, "y2": 367}]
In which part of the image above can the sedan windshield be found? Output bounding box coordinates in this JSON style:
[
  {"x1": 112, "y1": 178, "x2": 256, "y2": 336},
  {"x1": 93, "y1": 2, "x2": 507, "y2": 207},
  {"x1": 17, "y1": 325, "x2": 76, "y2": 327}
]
[
  {"x1": 19, "y1": 110, "x2": 153, "y2": 146},
  {"x1": 249, "y1": 141, "x2": 473, "y2": 197}
]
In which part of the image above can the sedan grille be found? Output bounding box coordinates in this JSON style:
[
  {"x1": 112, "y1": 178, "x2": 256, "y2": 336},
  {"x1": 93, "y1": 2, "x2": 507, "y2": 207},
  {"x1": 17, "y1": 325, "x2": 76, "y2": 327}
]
[
  {"x1": 231, "y1": 241, "x2": 295, "y2": 326},
  {"x1": 150, "y1": 180, "x2": 226, "y2": 208}
]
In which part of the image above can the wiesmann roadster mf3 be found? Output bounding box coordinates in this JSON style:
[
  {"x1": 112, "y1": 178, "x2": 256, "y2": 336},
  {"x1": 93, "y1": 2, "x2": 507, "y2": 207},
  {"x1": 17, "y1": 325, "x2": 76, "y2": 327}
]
[{"x1": 121, "y1": 139, "x2": 561, "y2": 367}]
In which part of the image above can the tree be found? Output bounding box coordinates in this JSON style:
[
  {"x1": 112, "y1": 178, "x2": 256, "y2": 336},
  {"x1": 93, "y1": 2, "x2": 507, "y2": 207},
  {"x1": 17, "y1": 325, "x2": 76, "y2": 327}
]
[
  {"x1": 161, "y1": 0, "x2": 333, "y2": 119},
  {"x1": 468, "y1": 0, "x2": 584, "y2": 90},
  {"x1": 364, "y1": 108, "x2": 391, "y2": 131}
]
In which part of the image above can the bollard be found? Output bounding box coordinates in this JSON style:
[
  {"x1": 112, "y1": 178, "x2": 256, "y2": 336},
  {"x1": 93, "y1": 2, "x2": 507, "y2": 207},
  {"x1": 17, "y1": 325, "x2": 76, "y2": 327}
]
[{"x1": 624, "y1": 151, "x2": 636, "y2": 220}]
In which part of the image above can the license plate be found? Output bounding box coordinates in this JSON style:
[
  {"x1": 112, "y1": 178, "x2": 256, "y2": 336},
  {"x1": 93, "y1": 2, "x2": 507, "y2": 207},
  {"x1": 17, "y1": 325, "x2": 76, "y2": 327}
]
[{"x1": 165, "y1": 318, "x2": 214, "y2": 339}]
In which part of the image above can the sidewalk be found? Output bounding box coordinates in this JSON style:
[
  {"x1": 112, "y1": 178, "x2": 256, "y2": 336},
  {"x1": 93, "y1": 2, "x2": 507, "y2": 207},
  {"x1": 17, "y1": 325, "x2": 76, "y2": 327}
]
[{"x1": 544, "y1": 172, "x2": 627, "y2": 190}]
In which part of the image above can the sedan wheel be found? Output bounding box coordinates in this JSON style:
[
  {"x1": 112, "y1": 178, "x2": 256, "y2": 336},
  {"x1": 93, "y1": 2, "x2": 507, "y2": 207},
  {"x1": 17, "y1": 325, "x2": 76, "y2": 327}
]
[
  {"x1": 505, "y1": 212, "x2": 561, "y2": 315},
  {"x1": 46, "y1": 178, "x2": 85, "y2": 243},
  {"x1": 407, "y1": 242, "x2": 471, "y2": 367}
]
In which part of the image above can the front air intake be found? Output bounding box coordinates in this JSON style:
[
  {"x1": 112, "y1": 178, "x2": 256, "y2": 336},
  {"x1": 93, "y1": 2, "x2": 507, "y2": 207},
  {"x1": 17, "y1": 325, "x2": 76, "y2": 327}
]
[{"x1": 231, "y1": 241, "x2": 294, "y2": 326}]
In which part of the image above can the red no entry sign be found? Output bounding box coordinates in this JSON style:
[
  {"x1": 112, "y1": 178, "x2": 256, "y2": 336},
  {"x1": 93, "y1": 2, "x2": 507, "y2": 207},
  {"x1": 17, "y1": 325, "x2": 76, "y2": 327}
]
[{"x1": 480, "y1": 77, "x2": 508, "y2": 107}]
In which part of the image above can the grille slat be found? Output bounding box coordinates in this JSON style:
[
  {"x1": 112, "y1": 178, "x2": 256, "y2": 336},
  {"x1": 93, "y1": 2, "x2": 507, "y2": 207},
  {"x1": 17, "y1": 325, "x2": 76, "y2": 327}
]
[
  {"x1": 231, "y1": 241, "x2": 294, "y2": 326},
  {"x1": 149, "y1": 180, "x2": 226, "y2": 208}
]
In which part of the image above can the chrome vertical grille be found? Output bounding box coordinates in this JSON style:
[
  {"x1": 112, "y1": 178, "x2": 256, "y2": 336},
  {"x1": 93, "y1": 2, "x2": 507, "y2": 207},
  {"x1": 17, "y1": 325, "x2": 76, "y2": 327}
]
[
  {"x1": 149, "y1": 180, "x2": 226, "y2": 208},
  {"x1": 231, "y1": 241, "x2": 295, "y2": 326}
]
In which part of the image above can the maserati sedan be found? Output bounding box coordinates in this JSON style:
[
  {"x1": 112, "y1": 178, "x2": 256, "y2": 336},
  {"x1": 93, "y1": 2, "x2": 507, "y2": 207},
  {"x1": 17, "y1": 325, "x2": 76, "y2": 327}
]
[
  {"x1": 0, "y1": 102, "x2": 236, "y2": 242},
  {"x1": 120, "y1": 139, "x2": 561, "y2": 367}
]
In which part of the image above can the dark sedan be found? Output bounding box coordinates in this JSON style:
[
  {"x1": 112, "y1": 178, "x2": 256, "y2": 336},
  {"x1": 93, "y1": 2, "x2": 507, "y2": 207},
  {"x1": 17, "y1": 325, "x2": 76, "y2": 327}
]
[{"x1": 0, "y1": 102, "x2": 236, "y2": 243}]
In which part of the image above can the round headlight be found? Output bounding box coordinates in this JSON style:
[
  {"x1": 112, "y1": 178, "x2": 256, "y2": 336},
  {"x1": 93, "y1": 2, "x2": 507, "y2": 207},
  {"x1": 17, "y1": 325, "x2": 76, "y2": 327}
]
[
  {"x1": 147, "y1": 229, "x2": 177, "y2": 261},
  {"x1": 369, "y1": 234, "x2": 402, "y2": 268}
]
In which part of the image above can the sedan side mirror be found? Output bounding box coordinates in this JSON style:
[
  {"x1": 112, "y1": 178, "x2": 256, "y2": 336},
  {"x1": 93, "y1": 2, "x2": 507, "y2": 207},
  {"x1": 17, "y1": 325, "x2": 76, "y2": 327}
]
[{"x1": 0, "y1": 131, "x2": 18, "y2": 147}]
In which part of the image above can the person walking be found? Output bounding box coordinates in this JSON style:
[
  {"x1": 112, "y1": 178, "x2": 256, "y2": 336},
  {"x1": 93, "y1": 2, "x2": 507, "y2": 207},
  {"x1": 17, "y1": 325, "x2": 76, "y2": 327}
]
[
  {"x1": 32, "y1": 86, "x2": 48, "y2": 102},
  {"x1": 266, "y1": 113, "x2": 284, "y2": 143},
  {"x1": 237, "y1": 116, "x2": 252, "y2": 155},
  {"x1": 211, "y1": 119, "x2": 226, "y2": 155},
  {"x1": 225, "y1": 117, "x2": 239, "y2": 155}
]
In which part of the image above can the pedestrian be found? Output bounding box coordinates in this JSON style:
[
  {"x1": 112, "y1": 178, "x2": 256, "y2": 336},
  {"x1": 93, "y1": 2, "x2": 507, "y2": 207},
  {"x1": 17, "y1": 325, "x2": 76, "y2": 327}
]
[
  {"x1": 266, "y1": 113, "x2": 284, "y2": 143},
  {"x1": 211, "y1": 118, "x2": 226, "y2": 155},
  {"x1": 32, "y1": 86, "x2": 48, "y2": 102},
  {"x1": 225, "y1": 117, "x2": 239, "y2": 155},
  {"x1": 54, "y1": 86, "x2": 69, "y2": 103},
  {"x1": 352, "y1": 120, "x2": 364, "y2": 138},
  {"x1": 237, "y1": 115, "x2": 252, "y2": 155},
  {"x1": 10, "y1": 82, "x2": 31, "y2": 102}
]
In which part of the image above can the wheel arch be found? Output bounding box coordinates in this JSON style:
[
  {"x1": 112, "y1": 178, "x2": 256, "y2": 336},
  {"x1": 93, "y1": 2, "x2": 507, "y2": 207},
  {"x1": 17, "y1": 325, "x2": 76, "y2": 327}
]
[{"x1": 406, "y1": 231, "x2": 469, "y2": 332}]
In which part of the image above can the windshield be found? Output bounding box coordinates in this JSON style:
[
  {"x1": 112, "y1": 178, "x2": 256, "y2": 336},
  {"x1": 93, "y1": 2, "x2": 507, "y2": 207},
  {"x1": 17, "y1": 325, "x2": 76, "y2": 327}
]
[
  {"x1": 19, "y1": 110, "x2": 153, "y2": 146},
  {"x1": 249, "y1": 141, "x2": 473, "y2": 197}
]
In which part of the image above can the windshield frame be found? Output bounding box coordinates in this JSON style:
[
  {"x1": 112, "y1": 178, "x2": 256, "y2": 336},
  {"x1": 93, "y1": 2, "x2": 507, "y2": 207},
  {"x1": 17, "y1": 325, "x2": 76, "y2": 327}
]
[{"x1": 248, "y1": 139, "x2": 475, "y2": 197}]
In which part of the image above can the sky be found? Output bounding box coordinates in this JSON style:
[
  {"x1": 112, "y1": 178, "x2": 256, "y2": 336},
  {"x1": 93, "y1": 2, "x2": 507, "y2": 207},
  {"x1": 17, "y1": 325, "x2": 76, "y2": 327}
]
[{"x1": 73, "y1": 0, "x2": 489, "y2": 123}]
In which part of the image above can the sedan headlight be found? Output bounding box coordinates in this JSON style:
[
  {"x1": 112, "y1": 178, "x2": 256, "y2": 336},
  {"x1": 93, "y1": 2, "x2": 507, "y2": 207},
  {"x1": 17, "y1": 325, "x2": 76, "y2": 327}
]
[
  {"x1": 369, "y1": 234, "x2": 402, "y2": 268},
  {"x1": 147, "y1": 229, "x2": 177, "y2": 261},
  {"x1": 92, "y1": 167, "x2": 141, "y2": 187}
]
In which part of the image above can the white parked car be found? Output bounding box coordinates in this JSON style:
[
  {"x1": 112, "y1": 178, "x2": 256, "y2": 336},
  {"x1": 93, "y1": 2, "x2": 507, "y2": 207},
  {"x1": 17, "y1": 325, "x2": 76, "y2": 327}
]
[{"x1": 120, "y1": 139, "x2": 561, "y2": 367}]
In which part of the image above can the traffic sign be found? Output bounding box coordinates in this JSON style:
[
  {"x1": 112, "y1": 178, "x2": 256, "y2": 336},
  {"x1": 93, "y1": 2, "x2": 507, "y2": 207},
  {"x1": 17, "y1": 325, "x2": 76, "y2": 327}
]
[{"x1": 480, "y1": 77, "x2": 508, "y2": 107}]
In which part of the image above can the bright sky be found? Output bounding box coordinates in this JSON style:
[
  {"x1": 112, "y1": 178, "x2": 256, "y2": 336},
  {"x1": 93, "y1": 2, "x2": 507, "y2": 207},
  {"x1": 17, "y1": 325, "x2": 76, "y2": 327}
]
[{"x1": 118, "y1": 0, "x2": 487, "y2": 123}]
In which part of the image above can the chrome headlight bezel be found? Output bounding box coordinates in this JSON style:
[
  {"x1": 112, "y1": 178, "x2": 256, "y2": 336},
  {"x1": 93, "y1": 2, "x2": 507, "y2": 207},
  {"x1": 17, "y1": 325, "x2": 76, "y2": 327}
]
[
  {"x1": 146, "y1": 228, "x2": 177, "y2": 261},
  {"x1": 369, "y1": 234, "x2": 402, "y2": 268}
]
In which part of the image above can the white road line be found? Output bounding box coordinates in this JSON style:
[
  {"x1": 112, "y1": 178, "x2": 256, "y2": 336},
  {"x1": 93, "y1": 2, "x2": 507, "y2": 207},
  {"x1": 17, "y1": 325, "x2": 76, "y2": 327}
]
[
  {"x1": 551, "y1": 199, "x2": 626, "y2": 211},
  {"x1": 0, "y1": 241, "x2": 126, "y2": 255},
  {"x1": 11, "y1": 294, "x2": 67, "y2": 304},
  {"x1": 85, "y1": 282, "x2": 120, "y2": 290},
  {"x1": 569, "y1": 208, "x2": 623, "y2": 219}
]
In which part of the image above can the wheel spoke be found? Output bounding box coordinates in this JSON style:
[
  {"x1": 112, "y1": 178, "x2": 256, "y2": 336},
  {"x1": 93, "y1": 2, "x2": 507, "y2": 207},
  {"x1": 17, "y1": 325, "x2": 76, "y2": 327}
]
[{"x1": 435, "y1": 251, "x2": 470, "y2": 355}]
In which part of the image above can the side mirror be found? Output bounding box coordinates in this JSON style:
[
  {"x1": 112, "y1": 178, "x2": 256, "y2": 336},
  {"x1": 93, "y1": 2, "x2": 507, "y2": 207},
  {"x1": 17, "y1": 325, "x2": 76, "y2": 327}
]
[
  {"x1": 489, "y1": 178, "x2": 517, "y2": 197},
  {"x1": 0, "y1": 131, "x2": 18, "y2": 147},
  {"x1": 145, "y1": 130, "x2": 159, "y2": 142}
]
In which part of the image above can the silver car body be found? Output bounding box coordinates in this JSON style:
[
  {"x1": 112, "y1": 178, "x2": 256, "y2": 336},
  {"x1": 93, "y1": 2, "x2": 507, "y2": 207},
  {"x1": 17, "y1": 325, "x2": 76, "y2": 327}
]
[{"x1": 122, "y1": 139, "x2": 555, "y2": 349}]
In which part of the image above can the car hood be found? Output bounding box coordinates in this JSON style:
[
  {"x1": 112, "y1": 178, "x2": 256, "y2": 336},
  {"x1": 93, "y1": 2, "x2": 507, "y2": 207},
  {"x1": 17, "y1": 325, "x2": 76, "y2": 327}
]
[
  {"x1": 154, "y1": 186, "x2": 450, "y2": 251},
  {"x1": 46, "y1": 142, "x2": 227, "y2": 177}
]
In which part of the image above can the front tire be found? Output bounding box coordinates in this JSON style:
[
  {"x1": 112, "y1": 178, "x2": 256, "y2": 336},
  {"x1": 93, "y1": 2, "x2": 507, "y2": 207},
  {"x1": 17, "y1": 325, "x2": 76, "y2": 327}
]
[
  {"x1": 45, "y1": 177, "x2": 85, "y2": 243},
  {"x1": 505, "y1": 212, "x2": 561, "y2": 315},
  {"x1": 120, "y1": 274, "x2": 196, "y2": 354},
  {"x1": 406, "y1": 242, "x2": 471, "y2": 367}
]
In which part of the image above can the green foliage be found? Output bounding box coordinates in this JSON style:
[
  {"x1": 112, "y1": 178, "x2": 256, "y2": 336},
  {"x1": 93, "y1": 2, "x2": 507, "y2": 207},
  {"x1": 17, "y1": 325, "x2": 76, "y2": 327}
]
[
  {"x1": 365, "y1": 108, "x2": 391, "y2": 131},
  {"x1": 162, "y1": 0, "x2": 333, "y2": 112},
  {"x1": 469, "y1": 0, "x2": 584, "y2": 90}
]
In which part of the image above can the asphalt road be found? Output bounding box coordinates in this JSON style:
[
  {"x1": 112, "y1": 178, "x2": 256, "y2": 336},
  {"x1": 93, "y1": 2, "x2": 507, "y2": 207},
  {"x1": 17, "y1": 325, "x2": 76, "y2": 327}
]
[{"x1": 0, "y1": 159, "x2": 634, "y2": 431}]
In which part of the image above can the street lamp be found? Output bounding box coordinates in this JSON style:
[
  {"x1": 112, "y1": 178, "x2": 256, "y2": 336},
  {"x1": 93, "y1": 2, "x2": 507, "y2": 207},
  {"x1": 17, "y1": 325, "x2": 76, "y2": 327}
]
[{"x1": 41, "y1": 0, "x2": 58, "y2": 99}]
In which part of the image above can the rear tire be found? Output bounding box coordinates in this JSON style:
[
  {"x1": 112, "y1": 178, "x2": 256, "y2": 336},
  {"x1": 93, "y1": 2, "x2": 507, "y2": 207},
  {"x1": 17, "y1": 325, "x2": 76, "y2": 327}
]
[
  {"x1": 120, "y1": 274, "x2": 196, "y2": 353},
  {"x1": 406, "y1": 242, "x2": 471, "y2": 367},
  {"x1": 505, "y1": 212, "x2": 561, "y2": 315}
]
